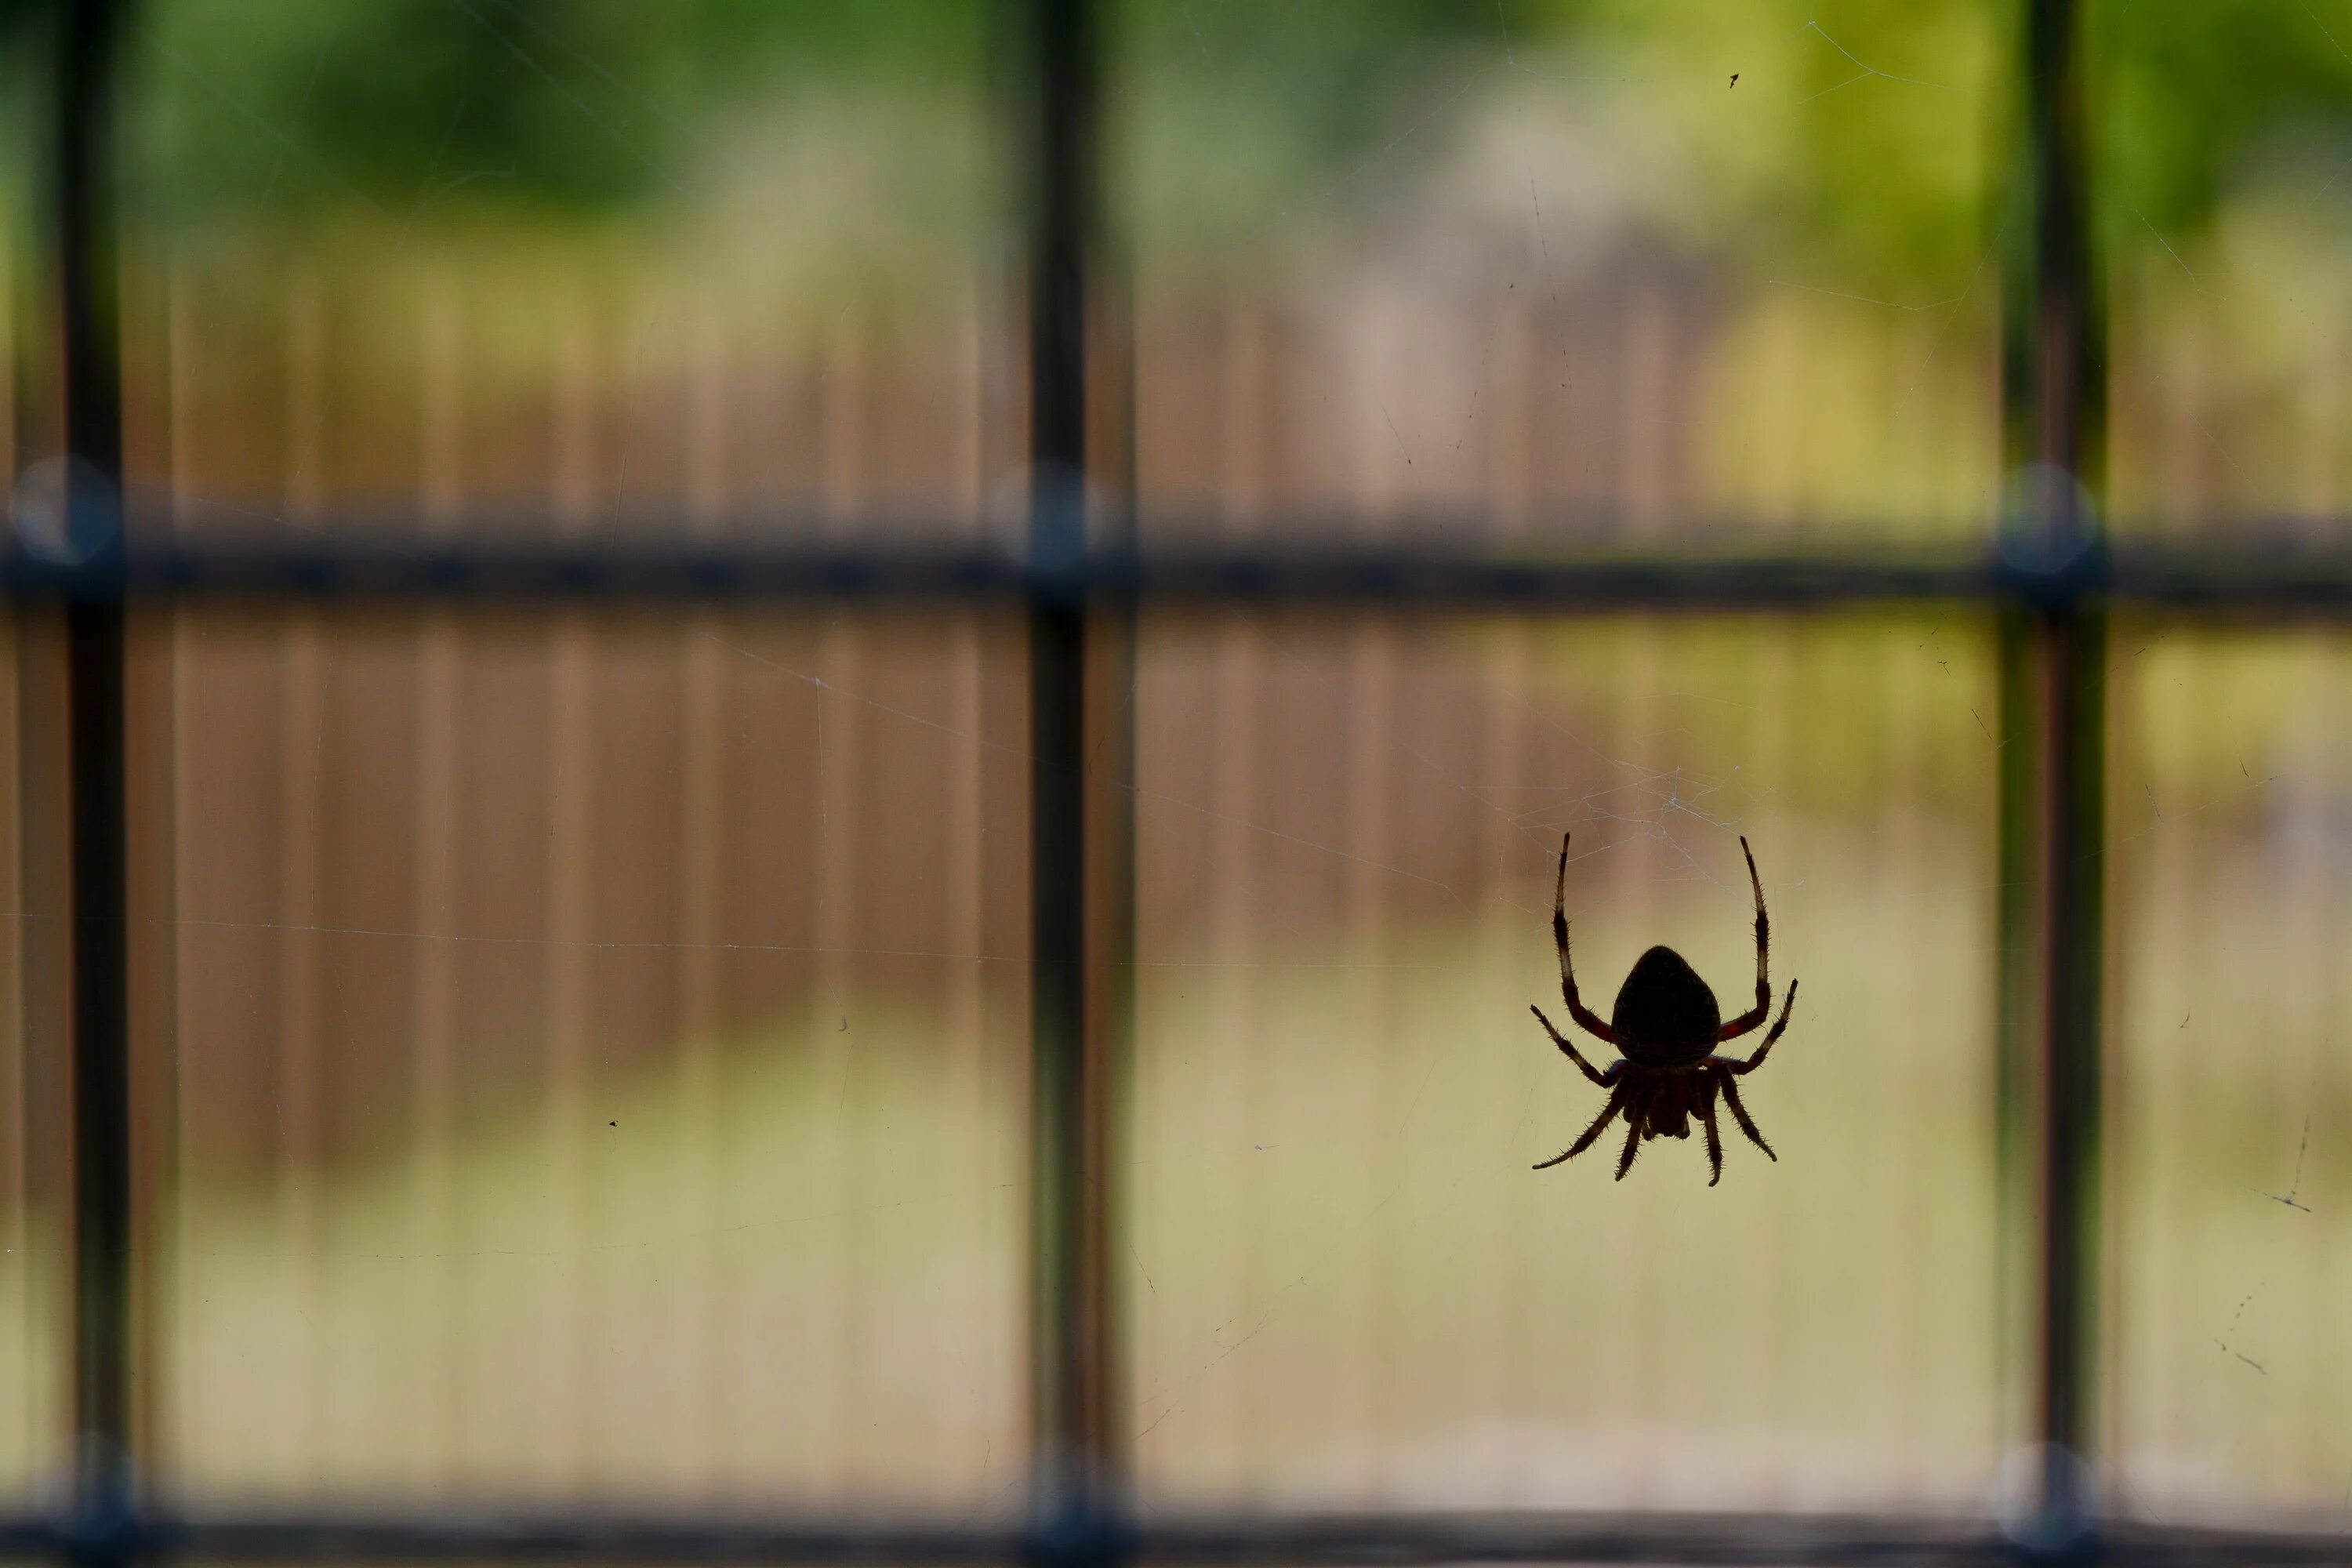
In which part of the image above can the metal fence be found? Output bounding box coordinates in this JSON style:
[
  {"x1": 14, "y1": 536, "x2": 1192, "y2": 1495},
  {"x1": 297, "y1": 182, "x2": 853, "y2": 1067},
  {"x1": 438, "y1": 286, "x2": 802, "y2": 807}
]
[{"x1": 7, "y1": 0, "x2": 2352, "y2": 1564}]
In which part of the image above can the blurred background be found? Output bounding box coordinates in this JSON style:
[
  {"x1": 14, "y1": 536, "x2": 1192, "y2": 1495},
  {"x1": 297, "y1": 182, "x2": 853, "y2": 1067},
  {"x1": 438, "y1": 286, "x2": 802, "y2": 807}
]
[{"x1": 0, "y1": 0, "x2": 2347, "y2": 1545}]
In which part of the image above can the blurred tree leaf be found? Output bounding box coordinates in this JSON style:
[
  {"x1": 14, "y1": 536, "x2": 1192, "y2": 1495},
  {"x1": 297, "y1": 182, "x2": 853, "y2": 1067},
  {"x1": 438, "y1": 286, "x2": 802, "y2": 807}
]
[
  {"x1": 99, "y1": 0, "x2": 2352, "y2": 278},
  {"x1": 2093, "y1": 0, "x2": 2352, "y2": 244},
  {"x1": 122, "y1": 0, "x2": 985, "y2": 230}
]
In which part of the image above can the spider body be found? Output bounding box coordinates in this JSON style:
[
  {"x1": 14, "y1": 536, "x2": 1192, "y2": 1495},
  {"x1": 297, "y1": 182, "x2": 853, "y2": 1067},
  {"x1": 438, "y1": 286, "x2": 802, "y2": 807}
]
[
  {"x1": 1610, "y1": 946, "x2": 1721, "y2": 1067},
  {"x1": 1530, "y1": 833, "x2": 1799, "y2": 1185}
]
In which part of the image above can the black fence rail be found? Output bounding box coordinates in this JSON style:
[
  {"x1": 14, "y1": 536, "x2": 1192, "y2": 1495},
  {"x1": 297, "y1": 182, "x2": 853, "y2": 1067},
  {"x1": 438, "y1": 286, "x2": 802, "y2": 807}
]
[
  {"x1": 5, "y1": 1506, "x2": 2352, "y2": 1568},
  {"x1": 6, "y1": 0, "x2": 2343, "y2": 1563},
  {"x1": 7, "y1": 532, "x2": 2352, "y2": 611}
]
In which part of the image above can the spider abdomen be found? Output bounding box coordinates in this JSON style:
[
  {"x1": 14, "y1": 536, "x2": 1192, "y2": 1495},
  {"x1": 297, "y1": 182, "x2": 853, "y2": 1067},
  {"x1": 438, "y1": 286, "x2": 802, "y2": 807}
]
[{"x1": 1610, "y1": 945, "x2": 1722, "y2": 1065}]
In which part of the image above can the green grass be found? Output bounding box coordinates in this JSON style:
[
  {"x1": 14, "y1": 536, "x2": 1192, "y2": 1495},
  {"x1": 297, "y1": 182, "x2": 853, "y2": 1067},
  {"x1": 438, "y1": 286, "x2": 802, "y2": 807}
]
[{"x1": 162, "y1": 986, "x2": 1027, "y2": 1508}]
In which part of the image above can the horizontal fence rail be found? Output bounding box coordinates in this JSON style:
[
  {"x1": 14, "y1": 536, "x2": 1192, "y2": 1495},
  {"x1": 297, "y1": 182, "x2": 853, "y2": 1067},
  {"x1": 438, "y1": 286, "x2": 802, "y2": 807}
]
[
  {"x1": 0, "y1": 1507, "x2": 2348, "y2": 1568},
  {"x1": 3, "y1": 526, "x2": 2352, "y2": 609}
]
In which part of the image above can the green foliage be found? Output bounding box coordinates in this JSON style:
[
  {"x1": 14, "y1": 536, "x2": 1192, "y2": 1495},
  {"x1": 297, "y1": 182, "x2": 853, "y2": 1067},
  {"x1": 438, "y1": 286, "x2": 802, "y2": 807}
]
[
  {"x1": 1114, "y1": 0, "x2": 2005, "y2": 290},
  {"x1": 1121, "y1": 0, "x2": 2352, "y2": 292},
  {"x1": 1112, "y1": 0, "x2": 1497, "y2": 256},
  {"x1": 1569, "y1": 0, "x2": 2005, "y2": 285},
  {"x1": 2094, "y1": 0, "x2": 2352, "y2": 241},
  {"x1": 122, "y1": 0, "x2": 987, "y2": 229},
  {"x1": 96, "y1": 0, "x2": 2352, "y2": 281}
]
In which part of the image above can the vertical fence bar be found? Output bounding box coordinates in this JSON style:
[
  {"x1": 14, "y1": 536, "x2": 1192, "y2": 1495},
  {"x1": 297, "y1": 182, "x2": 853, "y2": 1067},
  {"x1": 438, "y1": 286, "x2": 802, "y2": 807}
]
[
  {"x1": 1025, "y1": 0, "x2": 1121, "y2": 1542},
  {"x1": 1998, "y1": 0, "x2": 2106, "y2": 1541},
  {"x1": 52, "y1": 0, "x2": 136, "y2": 1541},
  {"x1": 1083, "y1": 55, "x2": 1139, "y2": 1530}
]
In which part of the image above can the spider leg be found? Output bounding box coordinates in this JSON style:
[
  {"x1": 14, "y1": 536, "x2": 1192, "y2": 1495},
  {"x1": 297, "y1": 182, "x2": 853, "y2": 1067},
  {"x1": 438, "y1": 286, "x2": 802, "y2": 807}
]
[
  {"x1": 1614, "y1": 1113, "x2": 1643, "y2": 1180},
  {"x1": 1552, "y1": 833, "x2": 1622, "y2": 1047},
  {"x1": 1529, "y1": 1005, "x2": 1624, "y2": 1087},
  {"x1": 1717, "y1": 834, "x2": 1773, "y2": 1041},
  {"x1": 1534, "y1": 1080, "x2": 1628, "y2": 1170},
  {"x1": 1700, "y1": 1080, "x2": 1725, "y2": 1187},
  {"x1": 1717, "y1": 1069, "x2": 1777, "y2": 1162},
  {"x1": 1715, "y1": 978, "x2": 1798, "y2": 1075}
]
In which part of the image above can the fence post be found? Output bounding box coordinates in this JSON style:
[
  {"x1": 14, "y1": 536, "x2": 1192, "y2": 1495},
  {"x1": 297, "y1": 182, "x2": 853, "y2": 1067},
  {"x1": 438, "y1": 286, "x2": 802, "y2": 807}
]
[
  {"x1": 1997, "y1": 0, "x2": 2106, "y2": 1543},
  {"x1": 50, "y1": 0, "x2": 136, "y2": 1551},
  {"x1": 1024, "y1": 0, "x2": 1130, "y2": 1556}
]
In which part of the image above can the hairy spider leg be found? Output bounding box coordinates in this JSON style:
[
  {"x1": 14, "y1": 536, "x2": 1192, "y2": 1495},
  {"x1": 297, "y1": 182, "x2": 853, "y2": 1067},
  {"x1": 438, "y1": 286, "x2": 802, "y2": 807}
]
[
  {"x1": 1534, "y1": 1078, "x2": 1628, "y2": 1170},
  {"x1": 1614, "y1": 1110, "x2": 1644, "y2": 1180},
  {"x1": 1719, "y1": 833, "x2": 1774, "y2": 1041},
  {"x1": 1714, "y1": 978, "x2": 1799, "y2": 1075},
  {"x1": 1716, "y1": 1069, "x2": 1777, "y2": 1161},
  {"x1": 1700, "y1": 1081, "x2": 1726, "y2": 1186},
  {"x1": 1553, "y1": 833, "x2": 1621, "y2": 1046},
  {"x1": 1530, "y1": 1004, "x2": 1624, "y2": 1087}
]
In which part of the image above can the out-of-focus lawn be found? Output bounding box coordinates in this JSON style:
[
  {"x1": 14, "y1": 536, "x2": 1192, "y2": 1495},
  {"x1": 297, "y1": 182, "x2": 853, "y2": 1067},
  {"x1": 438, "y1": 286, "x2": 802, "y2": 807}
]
[
  {"x1": 1131, "y1": 824, "x2": 2002, "y2": 1512},
  {"x1": 162, "y1": 989, "x2": 1027, "y2": 1508},
  {"x1": 149, "y1": 840, "x2": 2010, "y2": 1515},
  {"x1": 2107, "y1": 629, "x2": 2352, "y2": 1526}
]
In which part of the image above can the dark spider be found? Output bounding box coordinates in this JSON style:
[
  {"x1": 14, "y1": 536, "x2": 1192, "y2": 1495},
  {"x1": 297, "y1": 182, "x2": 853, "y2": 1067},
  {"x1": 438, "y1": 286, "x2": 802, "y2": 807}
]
[{"x1": 1530, "y1": 832, "x2": 1798, "y2": 1186}]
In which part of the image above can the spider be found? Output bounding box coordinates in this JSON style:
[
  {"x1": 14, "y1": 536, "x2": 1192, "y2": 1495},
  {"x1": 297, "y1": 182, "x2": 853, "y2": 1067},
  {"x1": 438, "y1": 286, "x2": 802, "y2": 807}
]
[{"x1": 1529, "y1": 831, "x2": 1798, "y2": 1185}]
